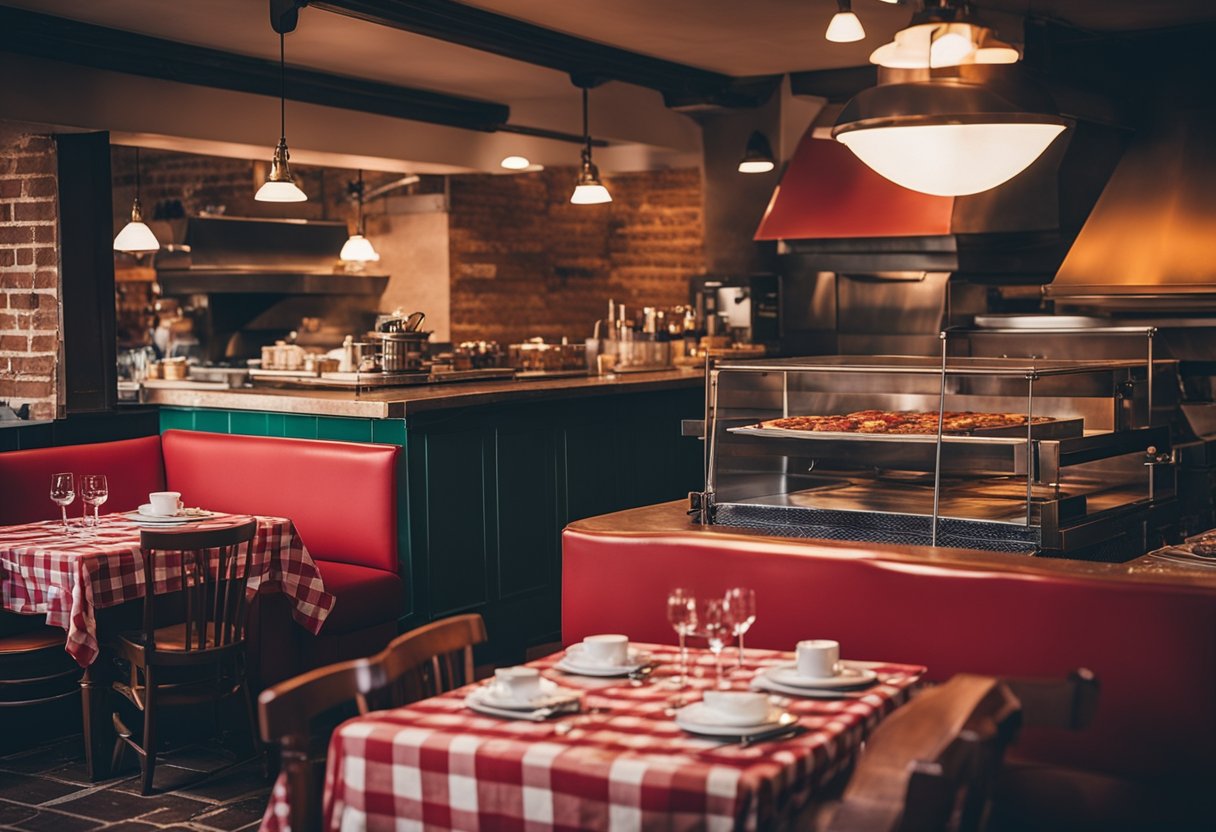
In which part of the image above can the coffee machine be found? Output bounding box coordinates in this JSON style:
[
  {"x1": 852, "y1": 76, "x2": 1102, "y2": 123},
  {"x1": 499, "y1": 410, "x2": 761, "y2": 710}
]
[{"x1": 689, "y1": 274, "x2": 780, "y2": 352}]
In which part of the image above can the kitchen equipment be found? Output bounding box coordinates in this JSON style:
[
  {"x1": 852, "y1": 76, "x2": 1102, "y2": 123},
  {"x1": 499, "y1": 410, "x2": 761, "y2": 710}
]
[
  {"x1": 378, "y1": 330, "x2": 430, "y2": 373},
  {"x1": 510, "y1": 340, "x2": 587, "y2": 376}
]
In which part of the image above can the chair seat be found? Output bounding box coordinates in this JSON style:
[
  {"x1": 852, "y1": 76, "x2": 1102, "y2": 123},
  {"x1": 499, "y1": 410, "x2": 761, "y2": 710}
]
[
  {"x1": 0, "y1": 627, "x2": 67, "y2": 654},
  {"x1": 313, "y1": 560, "x2": 403, "y2": 635},
  {"x1": 116, "y1": 622, "x2": 233, "y2": 654}
]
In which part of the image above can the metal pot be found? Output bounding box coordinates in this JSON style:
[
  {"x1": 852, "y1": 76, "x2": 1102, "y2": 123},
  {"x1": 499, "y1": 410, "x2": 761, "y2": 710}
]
[{"x1": 378, "y1": 331, "x2": 430, "y2": 372}]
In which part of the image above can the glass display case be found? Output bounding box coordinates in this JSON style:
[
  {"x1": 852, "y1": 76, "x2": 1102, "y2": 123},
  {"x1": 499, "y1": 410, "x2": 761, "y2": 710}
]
[{"x1": 696, "y1": 353, "x2": 1177, "y2": 560}]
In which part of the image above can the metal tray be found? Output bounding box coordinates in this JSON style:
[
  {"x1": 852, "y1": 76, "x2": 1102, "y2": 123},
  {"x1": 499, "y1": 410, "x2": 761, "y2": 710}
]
[{"x1": 728, "y1": 417, "x2": 1083, "y2": 443}]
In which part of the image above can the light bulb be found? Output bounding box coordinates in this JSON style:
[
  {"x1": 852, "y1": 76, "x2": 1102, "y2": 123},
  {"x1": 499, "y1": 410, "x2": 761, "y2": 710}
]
[
  {"x1": 500, "y1": 155, "x2": 530, "y2": 170},
  {"x1": 930, "y1": 29, "x2": 976, "y2": 67},
  {"x1": 339, "y1": 234, "x2": 380, "y2": 262},
  {"x1": 570, "y1": 183, "x2": 612, "y2": 205},
  {"x1": 738, "y1": 160, "x2": 776, "y2": 174},
  {"x1": 836, "y1": 122, "x2": 1067, "y2": 196},
  {"x1": 826, "y1": 11, "x2": 865, "y2": 43}
]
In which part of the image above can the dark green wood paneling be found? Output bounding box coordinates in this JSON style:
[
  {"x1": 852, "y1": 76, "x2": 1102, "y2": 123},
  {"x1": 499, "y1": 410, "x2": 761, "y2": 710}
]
[
  {"x1": 423, "y1": 427, "x2": 489, "y2": 617},
  {"x1": 494, "y1": 424, "x2": 558, "y2": 601}
]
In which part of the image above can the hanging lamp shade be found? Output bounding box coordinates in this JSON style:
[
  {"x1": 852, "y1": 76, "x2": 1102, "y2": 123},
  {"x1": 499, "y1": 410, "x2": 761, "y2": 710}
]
[
  {"x1": 832, "y1": 78, "x2": 1068, "y2": 197},
  {"x1": 114, "y1": 148, "x2": 160, "y2": 253},
  {"x1": 826, "y1": 1, "x2": 865, "y2": 43},
  {"x1": 570, "y1": 86, "x2": 611, "y2": 204},
  {"x1": 339, "y1": 234, "x2": 380, "y2": 262},
  {"x1": 257, "y1": 32, "x2": 307, "y2": 203},
  {"x1": 738, "y1": 131, "x2": 777, "y2": 173}
]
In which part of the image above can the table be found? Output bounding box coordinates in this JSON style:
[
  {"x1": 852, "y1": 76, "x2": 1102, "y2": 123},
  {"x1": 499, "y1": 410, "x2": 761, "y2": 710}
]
[
  {"x1": 0, "y1": 512, "x2": 335, "y2": 777},
  {"x1": 267, "y1": 644, "x2": 923, "y2": 831}
]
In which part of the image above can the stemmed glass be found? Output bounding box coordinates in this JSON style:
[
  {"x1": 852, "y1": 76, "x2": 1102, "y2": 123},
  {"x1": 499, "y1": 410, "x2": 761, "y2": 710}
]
[
  {"x1": 723, "y1": 587, "x2": 757, "y2": 670},
  {"x1": 50, "y1": 472, "x2": 76, "y2": 534},
  {"x1": 80, "y1": 474, "x2": 108, "y2": 529},
  {"x1": 666, "y1": 588, "x2": 697, "y2": 686},
  {"x1": 695, "y1": 598, "x2": 736, "y2": 690}
]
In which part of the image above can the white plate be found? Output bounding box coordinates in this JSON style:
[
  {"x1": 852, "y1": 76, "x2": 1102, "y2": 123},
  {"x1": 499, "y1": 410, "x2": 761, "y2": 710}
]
[
  {"x1": 752, "y1": 675, "x2": 873, "y2": 699},
  {"x1": 761, "y1": 663, "x2": 878, "y2": 690},
  {"x1": 466, "y1": 678, "x2": 577, "y2": 711},
  {"x1": 555, "y1": 644, "x2": 649, "y2": 676},
  {"x1": 674, "y1": 703, "x2": 794, "y2": 737}
]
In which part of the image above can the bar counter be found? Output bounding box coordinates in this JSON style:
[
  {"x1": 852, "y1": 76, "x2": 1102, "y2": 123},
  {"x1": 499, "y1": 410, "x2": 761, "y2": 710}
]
[{"x1": 141, "y1": 369, "x2": 703, "y2": 419}]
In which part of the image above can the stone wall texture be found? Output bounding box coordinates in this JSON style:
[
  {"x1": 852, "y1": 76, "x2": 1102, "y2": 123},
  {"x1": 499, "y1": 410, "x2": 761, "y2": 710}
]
[{"x1": 0, "y1": 131, "x2": 59, "y2": 421}]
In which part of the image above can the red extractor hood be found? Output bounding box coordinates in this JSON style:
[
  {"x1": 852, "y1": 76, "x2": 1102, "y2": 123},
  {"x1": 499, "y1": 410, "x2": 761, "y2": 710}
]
[{"x1": 755, "y1": 132, "x2": 954, "y2": 241}]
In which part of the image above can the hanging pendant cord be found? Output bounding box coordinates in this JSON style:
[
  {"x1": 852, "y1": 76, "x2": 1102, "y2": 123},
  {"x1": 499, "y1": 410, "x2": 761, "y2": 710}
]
[
  {"x1": 134, "y1": 146, "x2": 141, "y2": 200},
  {"x1": 582, "y1": 86, "x2": 591, "y2": 162},
  {"x1": 356, "y1": 169, "x2": 365, "y2": 235},
  {"x1": 279, "y1": 32, "x2": 286, "y2": 141}
]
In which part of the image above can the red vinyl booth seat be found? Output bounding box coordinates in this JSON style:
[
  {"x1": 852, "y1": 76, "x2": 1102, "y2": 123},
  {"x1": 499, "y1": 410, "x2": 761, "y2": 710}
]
[
  {"x1": 562, "y1": 528, "x2": 1216, "y2": 783},
  {"x1": 0, "y1": 436, "x2": 165, "y2": 525}
]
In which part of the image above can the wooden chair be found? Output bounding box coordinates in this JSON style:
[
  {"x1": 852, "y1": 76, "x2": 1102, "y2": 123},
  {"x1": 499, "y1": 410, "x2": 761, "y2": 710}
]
[
  {"x1": 0, "y1": 617, "x2": 81, "y2": 710},
  {"x1": 258, "y1": 659, "x2": 366, "y2": 832},
  {"x1": 821, "y1": 673, "x2": 1023, "y2": 832},
  {"x1": 110, "y1": 519, "x2": 259, "y2": 794},
  {"x1": 354, "y1": 613, "x2": 488, "y2": 711}
]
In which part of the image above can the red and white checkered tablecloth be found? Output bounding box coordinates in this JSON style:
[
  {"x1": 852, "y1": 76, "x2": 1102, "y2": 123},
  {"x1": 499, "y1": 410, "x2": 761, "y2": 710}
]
[
  {"x1": 0, "y1": 513, "x2": 335, "y2": 666},
  {"x1": 262, "y1": 644, "x2": 924, "y2": 832}
]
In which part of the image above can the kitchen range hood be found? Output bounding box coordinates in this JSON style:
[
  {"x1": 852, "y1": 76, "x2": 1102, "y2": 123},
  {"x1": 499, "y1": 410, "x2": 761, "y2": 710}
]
[
  {"x1": 756, "y1": 121, "x2": 1123, "y2": 281},
  {"x1": 1049, "y1": 106, "x2": 1216, "y2": 311},
  {"x1": 156, "y1": 215, "x2": 387, "y2": 296}
]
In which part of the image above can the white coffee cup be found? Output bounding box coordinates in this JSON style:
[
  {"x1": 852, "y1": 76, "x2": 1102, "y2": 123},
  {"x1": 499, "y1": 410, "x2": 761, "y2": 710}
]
[
  {"x1": 796, "y1": 639, "x2": 841, "y2": 679},
  {"x1": 493, "y1": 666, "x2": 541, "y2": 702},
  {"x1": 147, "y1": 491, "x2": 184, "y2": 517},
  {"x1": 581, "y1": 634, "x2": 630, "y2": 667},
  {"x1": 701, "y1": 691, "x2": 771, "y2": 725}
]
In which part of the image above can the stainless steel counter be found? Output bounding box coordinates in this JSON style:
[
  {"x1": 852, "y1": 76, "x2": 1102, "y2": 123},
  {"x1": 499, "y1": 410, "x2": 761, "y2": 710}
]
[{"x1": 141, "y1": 369, "x2": 704, "y2": 419}]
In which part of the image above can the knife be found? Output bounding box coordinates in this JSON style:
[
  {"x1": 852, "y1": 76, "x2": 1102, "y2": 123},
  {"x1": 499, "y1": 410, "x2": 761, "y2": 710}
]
[{"x1": 739, "y1": 723, "x2": 809, "y2": 748}]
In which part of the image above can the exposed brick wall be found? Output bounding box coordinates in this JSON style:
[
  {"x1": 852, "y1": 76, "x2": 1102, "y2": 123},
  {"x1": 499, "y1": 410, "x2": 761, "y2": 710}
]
[
  {"x1": 0, "y1": 131, "x2": 59, "y2": 421},
  {"x1": 448, "y1": 167, "x2": 705, "y2": 344}
]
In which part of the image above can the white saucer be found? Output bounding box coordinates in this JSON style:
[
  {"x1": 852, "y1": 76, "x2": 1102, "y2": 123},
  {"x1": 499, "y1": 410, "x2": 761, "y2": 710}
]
[
  {"x1": 127, "y1": 511, "x2": 198, "y2": 525},
  {"x1": 752, "y1": 675, "x2": 872, "y2": 699},
  {"x1": 554, "y1": 644, "x2": 650, "y2": 676},
  {"x1": 761, "y1": 663, "x2": 878, "y2": 690},
  {"x1": 466, "y1": 678, "x2": 577, "y2": 711},
  {"x1": 674, "y1": 703, "x2": 793, "y2": 737}
]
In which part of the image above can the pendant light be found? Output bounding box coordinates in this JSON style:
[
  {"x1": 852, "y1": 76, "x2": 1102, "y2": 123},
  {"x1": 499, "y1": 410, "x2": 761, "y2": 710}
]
[
  {"x1": 825, "y1": 0, "x2": 866, "y2": 44},
  {"x1": 738, "y1": 132, "x2": 776, "y2": 174},
  {"x1": 832, "y1": 75, "x2": 1068, "y2": 197},
  {"x1": 113, "y1": 147, "x2": 160, "y2": 254},
  {"x1": 570, "y1": 86, "x2": 611, "y2": 205},
  {"x1": 255, "y1": 31, "x2": 307, "y2": 202},
  {"x1": 340, "y1": 170, "x2": 380, "y2": 265}
]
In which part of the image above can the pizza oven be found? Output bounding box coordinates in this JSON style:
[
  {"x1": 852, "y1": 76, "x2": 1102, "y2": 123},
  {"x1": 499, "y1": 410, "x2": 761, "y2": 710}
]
[{"x1": 693, "y1": 350, "x2": 1178, "y2": 562}]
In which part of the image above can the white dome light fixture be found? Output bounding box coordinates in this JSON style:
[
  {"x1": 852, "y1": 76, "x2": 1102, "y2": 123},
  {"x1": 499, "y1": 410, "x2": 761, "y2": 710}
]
[
  {"x1": 833, "y1": 77, "x2": 1068, "y2": 197},
  {"x1": 825, "y1": 0, "x2": 866, "y2": 43},
  {"x1": 500, "y1": 155, "x2": 531, "y2": 170},
  {"x1": 869, "y1": 0, "x2": 1022, "y2": 70},
  {"x1": 341, "y1": 170, "x2": 379, "y2": 267},
  {"x1": 113, "y1": 147, "x2": 160, "y2": 254},
  {"x1": 255, "y1": 31, "x2": 307, "y2": 203},
  {"x1": 570, "y1": 85, "x2": 611, "y2": 205}
]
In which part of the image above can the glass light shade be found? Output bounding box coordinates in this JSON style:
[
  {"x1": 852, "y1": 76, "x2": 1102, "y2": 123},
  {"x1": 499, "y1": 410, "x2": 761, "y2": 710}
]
[
  {"x1": 870, "y1": 26, "x2": 933, "y2": 68},
  {"x1": 339, "y1": 234, "x2": 380, "y2": 262},
  {"x1": 255, "y1": 179, "x2": 308, "y2": 202},
  {"x1": 738, "y1": 159, "x2": 776, "y2": 174},
  {"x1": 930, "y1": 27, "x2": 976, "y2": 67},
  {"x1": 500, "y1": 155, "x2": 530, "y2": 170},
  {"x1": 570, "y1": 183, "x2": 612, "y2": 205},
  {"x1": 825, "y1": 11, "x2": 865, "y2": 43},
  {"x1": 113, "y1": 220, "x2": 160, "y2": 253},
  {"x1": 836, "y1": 122, "x2": 1067, "y2": 196}
]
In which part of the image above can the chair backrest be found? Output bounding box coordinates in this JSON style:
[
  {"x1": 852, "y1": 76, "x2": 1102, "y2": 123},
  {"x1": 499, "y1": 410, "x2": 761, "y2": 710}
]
[
  {"x1": 827, "y1": 674, "x2": 1023, "y2": 832},
  {"x1": 355, "y1": 614, "x2": 487, "y2": 710},
  {"x1": 138, "y1": 519, "x2": 258, "y2": 662},
  {"x1": 258, "y1": 659, "x2": 366, "y2": 832}
]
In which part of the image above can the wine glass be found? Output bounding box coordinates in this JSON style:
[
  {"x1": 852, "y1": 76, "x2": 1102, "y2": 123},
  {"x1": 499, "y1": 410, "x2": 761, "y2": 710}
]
[
  {"x1": 50, "y1": 472, "x2": 76, "y2": 534},
  {"x1": 80, "y1": 474, "x2": 109, "y2": 529},
  {"x1": 723, "y1": 587, "x2": 757, "y2": 670},
  {"x1": 666, "y1": 588, "x2": 697, "y2": 686},
  {"x1": 695, "y1": 598, "x2": 735, "y2": 690}
]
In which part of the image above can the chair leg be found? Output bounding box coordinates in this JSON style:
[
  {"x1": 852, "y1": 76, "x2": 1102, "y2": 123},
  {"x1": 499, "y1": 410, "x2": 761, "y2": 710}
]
[
  {"x1": 140, "y1": 668, "x2": 157, "y2": 795},
  {"x1": 241, "y1": 679, "x2": 261, "y2": 756}
]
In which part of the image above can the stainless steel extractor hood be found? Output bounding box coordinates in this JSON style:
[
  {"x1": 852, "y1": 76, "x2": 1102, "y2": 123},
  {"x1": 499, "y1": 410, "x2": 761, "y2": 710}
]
[
  {"x1": 156, "y1": 215, "x2": 388, "y2": 296},
  {"x1": 1049, "y1": 106, "x2": 1216, "y2": 311}
]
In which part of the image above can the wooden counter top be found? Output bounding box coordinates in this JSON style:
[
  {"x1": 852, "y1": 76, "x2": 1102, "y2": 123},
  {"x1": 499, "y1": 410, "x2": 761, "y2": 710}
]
[
  {"x1": 143, "y1": 369, "x2": 704, "y2": 419},
  {"x1": 566, "y1": 501, "x2": 1216, "y2": 593}
]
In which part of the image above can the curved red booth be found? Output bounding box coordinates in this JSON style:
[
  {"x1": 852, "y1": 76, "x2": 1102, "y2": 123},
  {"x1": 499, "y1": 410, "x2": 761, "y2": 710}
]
[
  {"x1": 1, "y1": 431, "x2": 403, "y2": 686},
  {"x1": 563, "y1": 518, "x2": 1216, "y2": 785}
]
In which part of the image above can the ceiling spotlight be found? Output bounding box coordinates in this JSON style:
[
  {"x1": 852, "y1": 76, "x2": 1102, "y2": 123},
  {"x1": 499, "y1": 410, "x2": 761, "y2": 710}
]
[
  {"x1": 255, "y1": 31, "x2": 307, "y2": 203},
  {"x1": 500, "y1": 155, "x2": 531, "y2": 170},
  {"x1": 826, "y1": 0, "x2": 866, "y2": 43},
  {"x1": 833, "y1": 76, "x2": 1068, "y2": 196},
  {"x1": 570, "y1": 85, "x2": 611, "y2": 205},
  {"x1": 738, "y1": 132, "x2": 777, "y2": 174},
  {"x1": 113, "y1": 146, "x2": 160, "y2": 254}
]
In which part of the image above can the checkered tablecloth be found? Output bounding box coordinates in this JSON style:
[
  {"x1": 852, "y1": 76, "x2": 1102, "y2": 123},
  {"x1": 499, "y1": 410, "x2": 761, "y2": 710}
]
[
  {"x1": 263, "y1": 644, "x2": 923, "y2": 832},
  {"x1": 0, "y1": 513, "x2": 335, "y2": 666}
]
